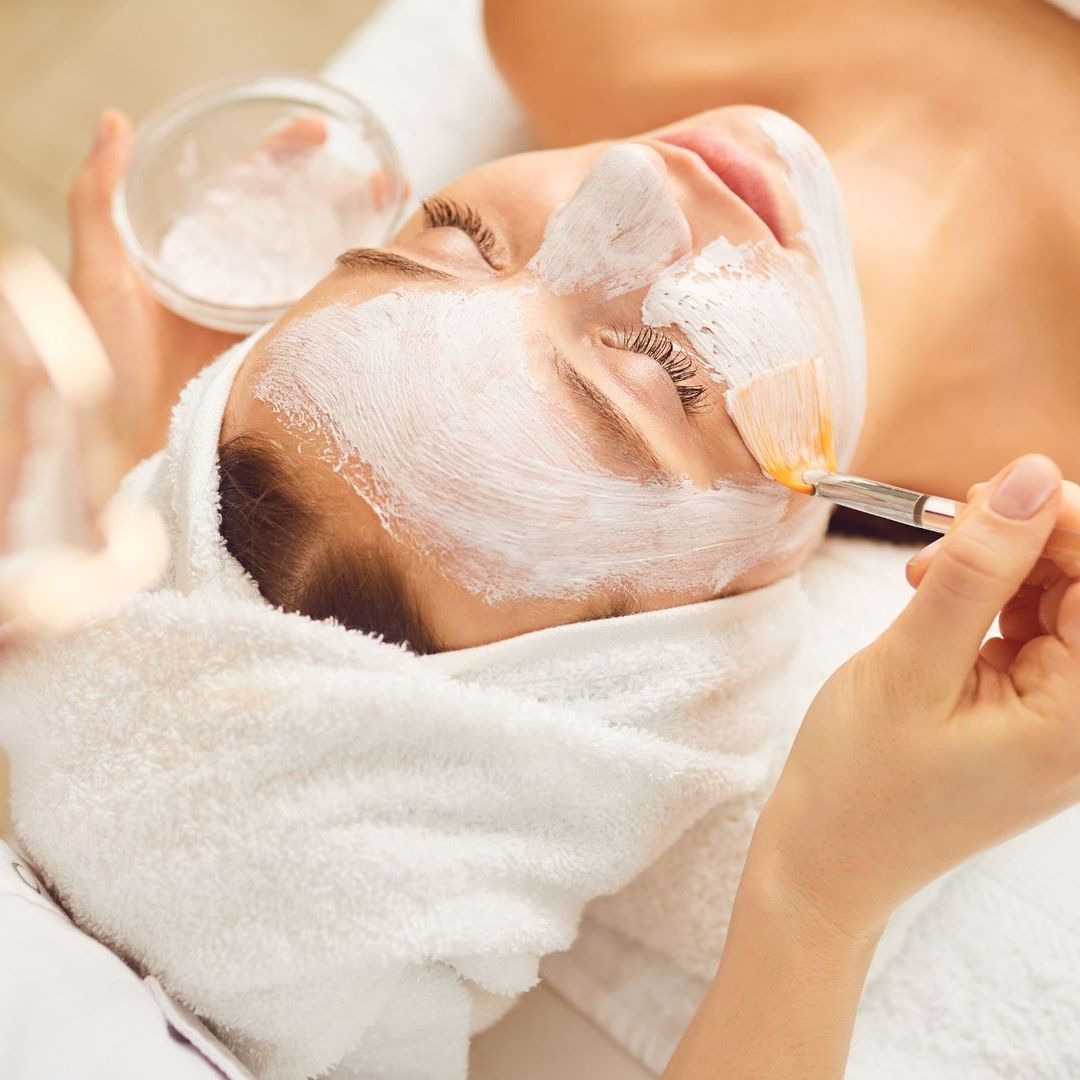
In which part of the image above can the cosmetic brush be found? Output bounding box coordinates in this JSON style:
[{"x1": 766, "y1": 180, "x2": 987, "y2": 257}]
[{"x1": 726, "y1": 356, "x2": 1079, "y2": 563}]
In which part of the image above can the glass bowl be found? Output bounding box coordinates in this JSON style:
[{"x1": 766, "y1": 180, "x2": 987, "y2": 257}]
[{"x1": 113, "y1": 70, "x2": 408, "y2": 334}]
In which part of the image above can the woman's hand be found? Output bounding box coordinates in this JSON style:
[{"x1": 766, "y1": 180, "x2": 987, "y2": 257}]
[{"x1": 757, "y1": 453, "x2": 1080, "y2": 939}]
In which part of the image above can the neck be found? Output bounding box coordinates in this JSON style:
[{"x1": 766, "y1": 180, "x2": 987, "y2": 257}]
[{"x1": 758, "y1": 0, "x2": 1080, "y2": 494}]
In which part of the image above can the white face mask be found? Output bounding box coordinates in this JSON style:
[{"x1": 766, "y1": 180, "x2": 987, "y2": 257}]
[{"x1": 256, "y1": 114, "x2": 865, "y2": 603}]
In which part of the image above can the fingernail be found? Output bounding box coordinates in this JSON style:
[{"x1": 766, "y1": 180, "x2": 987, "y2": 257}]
[
  {"x1": 989, "y1": 457, "x2": 1057, "y2": 520},
  {"x1": 91, "y1": 111, "x2": 113, "y2": 153}
]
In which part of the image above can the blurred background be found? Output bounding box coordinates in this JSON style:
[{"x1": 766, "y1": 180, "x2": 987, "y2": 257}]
[
  {"x1": 0, "y1": 0, "x2": 384, "y2": 268},
  {"x1": 0, "y1": 0, "x2": 380, "y2": 840}
]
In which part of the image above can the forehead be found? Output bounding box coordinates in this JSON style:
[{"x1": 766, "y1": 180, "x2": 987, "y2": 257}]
[{"x1": 224, "y1": 250, "x2": 453, "y2": 435}]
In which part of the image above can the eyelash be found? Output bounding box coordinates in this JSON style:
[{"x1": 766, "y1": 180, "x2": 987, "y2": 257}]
[
  {"x1": 421, "y1": 196, "x2": 501, "y2": 269},
  {"x1": 419, "y1": 202, "x2": 705, "y2": 413},
  {"x1": 611, "y1": 327, "x2": 708, "y2": 412}
]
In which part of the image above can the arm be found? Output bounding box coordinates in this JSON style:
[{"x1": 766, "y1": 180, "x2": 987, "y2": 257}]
[
  {"x1": 663, "y1": 842, "x2": 880, "y2": 1080},
  {"x1": 666, "y1": 456, "x2": 1080, "y2": 1077}
]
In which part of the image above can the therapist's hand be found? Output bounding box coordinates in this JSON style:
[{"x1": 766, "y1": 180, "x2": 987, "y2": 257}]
[
  {"x1": 68, "y1": 109, "x2": 329, "y2": 462},
  {"x1": 68, "y1": 109, "x2": 243, "y2": 463},
  {"x1": 756, "y1": 454, "x2": 1080, "y2": 939}
]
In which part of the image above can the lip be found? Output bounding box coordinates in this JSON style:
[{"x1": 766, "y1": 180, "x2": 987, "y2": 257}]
[{"x1": 655, "y1": 129, "x2": 789, "y2": 245}]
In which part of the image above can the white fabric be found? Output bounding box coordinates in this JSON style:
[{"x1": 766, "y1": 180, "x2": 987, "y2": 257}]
[
  {"x1": 322, "y1": 0, "x2": 533, "y2": 208},
  {"x1": 0, "y1": 838, "x2": 250, "y2": 1080},
  {"x1": 0, "y1": 330, "x2": 951, "y2": 1080},
  {"x1": 324, "y1": 3, "x2": 1080, "y2": 1078},
  {"x1": 1, "y1": 331, "x2": 860, "y2": 1080},
  {"x1": 4, "y1": 4, "x2": 1079, "y2": 1080}
]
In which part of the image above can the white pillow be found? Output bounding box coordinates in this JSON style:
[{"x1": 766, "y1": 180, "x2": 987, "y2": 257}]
[{"x1": 321, "y1": 0, "x2": 535, "y2": 207}]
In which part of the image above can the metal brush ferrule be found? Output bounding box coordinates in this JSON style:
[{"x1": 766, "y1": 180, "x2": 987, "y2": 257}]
[
  {"x1": 804, "y1": 471, "x2": 929, "y2": 528},
  {"x1": 914, "y1": 495, "x2": 960, "y2": 533},
  {"x1": 805, "y1": 471, "x2": 1078, "y2": 552}
]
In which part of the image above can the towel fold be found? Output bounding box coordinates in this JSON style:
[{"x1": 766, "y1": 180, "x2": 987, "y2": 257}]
[
  {"x1": 6, "y1": 4, "x2": 1078, "y2": 1076},
  {"x1": 537, "y1": 537, "x2": 1080, "y2": 1080},
  {"x1": 1, "y1": 337, "x2": 860, "y2": 1080}
]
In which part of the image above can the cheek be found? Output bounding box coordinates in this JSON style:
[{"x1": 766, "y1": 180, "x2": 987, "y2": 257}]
[
  {"x1": 755, "y1": 111, "x2": 867, "y2": 463},
  {"x1": 642, "y1": 239, "x2": 862, "y2": 473},
  {"x1": 527, "y1": 144, "x2": 691, "y2": 299}
]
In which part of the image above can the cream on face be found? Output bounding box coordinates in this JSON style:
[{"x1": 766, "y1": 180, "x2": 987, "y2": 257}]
[
  {"x1": 256, "y1": 287, "x2": 787, "y2": 601},
  {"x1": 526, "y1": 144, "x2": 691, "y2": 299},
  {"x1": 256, "y1": 119, "x2": 864, "y2": 602}
]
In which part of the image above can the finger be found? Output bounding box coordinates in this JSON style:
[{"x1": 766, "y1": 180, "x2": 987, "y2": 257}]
[
  {"x1": 1022, "y1": 555, "x2": 1068, "y2": 591},
  {"x1": 907, "y1": 534, "x2": 1061, "y2": 593},
  {"x1": 69, "y1": 109, "x2": 133, "y2": 293},
  {"x1": 888, "y1": 455, "x2": 1061, "y2": 690},
  {"x1": 980, "y1": 636, "x2": 1023, "y2": 672},
  {"x1": 1010, "y1": 613, "x2": 1080, "y2": 705},
  {"x1": 1039, "y1": 577, "x2": 1073, "y2": 640},
  {"x1": 905, "y1": 536, "x2": 943, "y2": 588},
  {"x1": 908, "y1": 472, "x2": 1066, "y2": 597},
  {"x1": 999, "y1": 586, "x2": 1045, "y2": 642},
  {"x1": 263, "y1": 114, "x2": 327, "y2": 157},
  {"x1": 908, "y1": 466, "x2": 1012, "y2": 586},
  {"x1": 1044, "y1": 480, "x2": 1080, "y2": 577},
  {"x1": 996, "y1": 557, "x2": 1074, "y2": 641},
  {"x1": 1060, "y1": 580, "x2": 1080, "y2": 650}
]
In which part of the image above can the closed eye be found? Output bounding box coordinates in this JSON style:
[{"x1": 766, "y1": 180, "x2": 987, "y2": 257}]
[
  {"x1": 421, "y1": 196, "x2": 503, "y2": 270},
  {"x1": 605, "y1": 326, "x2": 708, "y2": 412}
]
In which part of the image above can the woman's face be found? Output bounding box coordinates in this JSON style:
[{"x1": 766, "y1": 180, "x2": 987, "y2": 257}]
[{"x1": 224, "y1": 105, "x2": 865, "y2": 648}]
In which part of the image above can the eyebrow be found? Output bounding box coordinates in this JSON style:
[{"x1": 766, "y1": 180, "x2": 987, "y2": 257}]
[
  {"x1": 335, "y1": 247, "x2": 456, "y2": 282},
  {"x1": 550, "y1": 346, "x2": 670, "y2": 480},
  {"x1": 335, "y1": 250, "x2": 669, "y2": 480}
]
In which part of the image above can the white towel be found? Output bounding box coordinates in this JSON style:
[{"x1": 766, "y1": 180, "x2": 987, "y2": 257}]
[
  {"x1": 321, "y1": 0, "x2": 534, "y2": 209},
  {"x1": 539, "y1": 543, "x2": 1080, "y2": 1078},
  {"x1": 324, "y1": 7, "x2": 1080, "y2": 1077},
  {"x1": 6, "y1": 5, "x2": 1078, "y2": 1079},
  {"x1": 0, "y1": 331, "x2": 889, "y2": 1080}
]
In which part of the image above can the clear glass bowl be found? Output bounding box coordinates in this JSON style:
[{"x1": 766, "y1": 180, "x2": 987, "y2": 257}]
[{"x1": 113, "y1": 71, "x2": 408, "y2": 334}]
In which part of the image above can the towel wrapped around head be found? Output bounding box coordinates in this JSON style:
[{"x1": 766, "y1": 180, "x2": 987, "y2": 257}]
[{"x1": 0, "y1": 333, "x2": 829, "y2": 1080}]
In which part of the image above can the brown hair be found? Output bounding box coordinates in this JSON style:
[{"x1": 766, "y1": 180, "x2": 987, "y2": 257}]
[{"x1": 217, "y1": 432, "x2": 440, "y2": 653}]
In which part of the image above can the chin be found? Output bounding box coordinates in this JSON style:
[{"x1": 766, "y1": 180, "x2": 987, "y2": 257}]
[{"x1": 726, "y1": 517, "x2": 828, "y2": 596}]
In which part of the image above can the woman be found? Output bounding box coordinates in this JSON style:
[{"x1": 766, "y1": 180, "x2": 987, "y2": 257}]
[
  {"x1": 485, "y1": 0, "x2": 1080, "y2": 495},
  {"x1": 73, "y1": 1, "x2": 1080, "y2": 650},
  {"x1": 46, "y1": 1, "x2": 1080, "y2": 1076}
]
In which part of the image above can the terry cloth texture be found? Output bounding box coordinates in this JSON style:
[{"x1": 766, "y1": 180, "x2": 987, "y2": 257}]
[{"x1": 0, "y1": 334, "x2": 914, "y2": 1079}]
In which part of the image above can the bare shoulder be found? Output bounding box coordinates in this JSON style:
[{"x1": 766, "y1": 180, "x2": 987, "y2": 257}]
[{"x1": 483, "y1": 0, "x2": 718, "y2": 145}]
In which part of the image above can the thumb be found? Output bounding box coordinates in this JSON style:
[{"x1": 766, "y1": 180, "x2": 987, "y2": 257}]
[
  {"x1": 887, "y1": 454, "x2": 1061, "y2": 690},
  {"x1": 69, "y1": 108, "x2": 133, "y2": 294}
]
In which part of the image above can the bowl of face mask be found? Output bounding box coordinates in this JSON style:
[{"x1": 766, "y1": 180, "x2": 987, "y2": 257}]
[{"x1": 113, "y1": 71, "x2": 408, "y2": 334}]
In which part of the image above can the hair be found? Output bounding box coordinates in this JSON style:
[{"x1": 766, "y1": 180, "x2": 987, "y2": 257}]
[{"x1": 217, "y1": 432, "x2": 440, "y2": 653}]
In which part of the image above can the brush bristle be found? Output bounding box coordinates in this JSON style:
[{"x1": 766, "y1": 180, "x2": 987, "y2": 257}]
[{"x1": 726, "y1": 357, "x2": 837, "y2": 494}]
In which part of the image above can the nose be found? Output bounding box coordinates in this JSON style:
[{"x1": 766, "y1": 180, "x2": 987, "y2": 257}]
[{"x1": 526, "y1": 143, "x2": 692, "y2": 300}]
